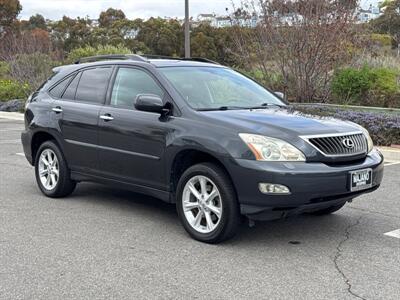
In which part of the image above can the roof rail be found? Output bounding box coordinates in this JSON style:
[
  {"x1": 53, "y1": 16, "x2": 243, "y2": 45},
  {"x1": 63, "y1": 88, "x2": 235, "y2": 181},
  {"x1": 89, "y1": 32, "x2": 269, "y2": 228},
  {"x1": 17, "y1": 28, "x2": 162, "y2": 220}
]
[
  {"x1": 185, "y1": 57, "x2": 220, "y2": 65},
  {"x1": 74, "y1": 54, "x2": 221, "y2": 65},
  {"x1": 74, "y1": 54, "x2": 148, "y2": 64},
  {"x1": 141, "y1": 54, "x2": 220, "y2": 65},
  {"x1": 141, "y1": 54, "x2": 178, "y2": 60}
]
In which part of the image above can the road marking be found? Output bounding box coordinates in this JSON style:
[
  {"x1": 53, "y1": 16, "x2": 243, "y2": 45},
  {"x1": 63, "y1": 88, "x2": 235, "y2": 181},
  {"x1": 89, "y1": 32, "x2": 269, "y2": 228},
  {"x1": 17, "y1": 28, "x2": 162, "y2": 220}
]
[
  {"x1": 0, "y1": 128, "x2": 23, "y2": 132},
  {"x1": 385, "y1": 162, "x2": 400, "y2": 167},
  {"x1": 384, "y1": 229, "x2": 400, "y2": 239},
  {"x1": 16, "y1": 153, "x2": 25, "y2": 157},
  {"x1": 0, "y1": 139, "x2": 20, "y2": 144}
]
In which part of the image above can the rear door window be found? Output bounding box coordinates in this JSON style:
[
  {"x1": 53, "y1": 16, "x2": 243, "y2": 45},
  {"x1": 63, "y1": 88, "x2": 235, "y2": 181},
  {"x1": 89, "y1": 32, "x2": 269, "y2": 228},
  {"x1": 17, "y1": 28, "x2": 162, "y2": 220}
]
[{"x1": 75, "y1": 67, "x2": 113, "y2": 104}]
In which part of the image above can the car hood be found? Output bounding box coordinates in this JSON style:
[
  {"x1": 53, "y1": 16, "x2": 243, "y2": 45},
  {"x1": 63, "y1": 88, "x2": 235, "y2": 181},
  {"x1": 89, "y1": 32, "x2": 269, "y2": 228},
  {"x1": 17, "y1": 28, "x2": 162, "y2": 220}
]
[{"x1": 201, "y1": 108, "x2": 361, "y2": 138}]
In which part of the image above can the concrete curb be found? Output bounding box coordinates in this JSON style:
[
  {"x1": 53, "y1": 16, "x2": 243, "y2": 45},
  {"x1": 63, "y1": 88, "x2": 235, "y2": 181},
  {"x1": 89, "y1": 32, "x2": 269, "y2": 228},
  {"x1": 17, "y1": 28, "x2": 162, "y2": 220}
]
[
  {"x1": 0, "y1": 111, "x2": 24, "y2": 121},
  {"x1": 378, "y1": 147, "x2": 400, "y2": 162}
]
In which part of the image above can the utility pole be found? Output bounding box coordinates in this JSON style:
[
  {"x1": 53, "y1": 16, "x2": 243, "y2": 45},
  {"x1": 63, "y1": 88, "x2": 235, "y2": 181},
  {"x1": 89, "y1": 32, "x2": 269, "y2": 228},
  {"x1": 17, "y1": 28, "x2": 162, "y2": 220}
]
[{"x1": 184, "y1": 0, "x2": 190, "y2": 58}]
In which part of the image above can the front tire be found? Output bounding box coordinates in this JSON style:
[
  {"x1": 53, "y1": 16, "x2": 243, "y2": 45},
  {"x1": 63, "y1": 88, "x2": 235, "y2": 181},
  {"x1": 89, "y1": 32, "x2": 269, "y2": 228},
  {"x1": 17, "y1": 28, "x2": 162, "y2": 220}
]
[
  {"x1": 176, "y1": 163, "x2": 240, "y2": 243},
  {"x1": 35, "y1": 140, "x2": 76, "y2": 198}
]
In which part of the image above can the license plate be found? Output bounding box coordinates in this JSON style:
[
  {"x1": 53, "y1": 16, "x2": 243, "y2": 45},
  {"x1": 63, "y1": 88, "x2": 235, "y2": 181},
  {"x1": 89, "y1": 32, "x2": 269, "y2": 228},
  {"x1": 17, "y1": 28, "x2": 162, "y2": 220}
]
[{"x1": 350, "y1": 168, "x2": 372, "y2": 192}]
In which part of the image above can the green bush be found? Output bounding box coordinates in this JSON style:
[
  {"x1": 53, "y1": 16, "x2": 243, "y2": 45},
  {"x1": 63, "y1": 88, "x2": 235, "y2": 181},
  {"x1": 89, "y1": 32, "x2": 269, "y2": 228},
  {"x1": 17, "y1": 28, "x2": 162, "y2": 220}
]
[
  {"x1": 370, "y1": 34, "x2": 393, "y2": 47},
  {"x1": 0, "y1": 61, "x2": 10, "y2": 79},
  {"x1": 67, "y1": 44, "x2": 131, "y2": 63},
  {"x1": 0, "y1": 79, "x2": 30, "y2": 101},
  {"x1": 331, "y1": 66, "x2": 400, "y2": 108},
  {"x1": 331, "y1": 67, "x2": 371, "y2": 102}
]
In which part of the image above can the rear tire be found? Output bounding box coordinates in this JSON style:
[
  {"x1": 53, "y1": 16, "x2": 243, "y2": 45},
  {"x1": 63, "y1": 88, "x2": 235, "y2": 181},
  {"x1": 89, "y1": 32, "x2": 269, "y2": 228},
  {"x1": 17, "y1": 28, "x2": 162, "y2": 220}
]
[
  {"x1": 308, "y1": 202, "x2": 346, "y2": 216},
  {"x1": 35, "y1": 140, "x2": 76, "y2": 198},
  {"x1": 176, "y1": 163, "x2": 240, "y2": 244}
]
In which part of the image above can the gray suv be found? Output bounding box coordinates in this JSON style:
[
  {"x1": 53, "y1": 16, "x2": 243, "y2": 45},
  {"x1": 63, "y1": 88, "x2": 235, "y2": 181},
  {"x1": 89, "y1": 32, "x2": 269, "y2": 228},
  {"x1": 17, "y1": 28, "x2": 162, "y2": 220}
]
[{"x1": 21, "y1": 55, "x2": 384, "y2": 243}]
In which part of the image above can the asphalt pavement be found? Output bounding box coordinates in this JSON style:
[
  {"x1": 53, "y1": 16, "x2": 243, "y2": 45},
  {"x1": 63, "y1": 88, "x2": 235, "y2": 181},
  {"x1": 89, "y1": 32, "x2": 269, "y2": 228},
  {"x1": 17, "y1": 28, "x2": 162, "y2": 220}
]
[{"x1": 0, "y1": 117, "x2": 399, "y2": 300}]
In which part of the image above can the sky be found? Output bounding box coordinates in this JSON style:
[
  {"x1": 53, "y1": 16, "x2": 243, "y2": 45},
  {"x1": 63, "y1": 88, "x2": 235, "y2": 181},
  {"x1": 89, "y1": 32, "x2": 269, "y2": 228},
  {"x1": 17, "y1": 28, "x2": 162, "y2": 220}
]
[{"x1": 18, "y1": 0, "x2": 380, "y2": 21}]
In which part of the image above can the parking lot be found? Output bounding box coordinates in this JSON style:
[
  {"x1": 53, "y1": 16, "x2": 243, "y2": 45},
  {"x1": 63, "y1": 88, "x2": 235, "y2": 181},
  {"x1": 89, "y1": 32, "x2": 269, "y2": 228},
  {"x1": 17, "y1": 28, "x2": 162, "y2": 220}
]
[{"x1": 0, "y1": 116, "x2": 399, "y2": 300}]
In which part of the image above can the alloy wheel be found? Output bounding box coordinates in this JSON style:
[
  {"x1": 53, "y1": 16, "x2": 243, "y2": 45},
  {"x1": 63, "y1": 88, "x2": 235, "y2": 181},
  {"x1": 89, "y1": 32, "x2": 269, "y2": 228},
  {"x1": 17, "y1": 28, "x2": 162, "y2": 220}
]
[
  {"x1": 38, "y1": 149, "x2": 59, "y2": 190},
  {"x1": 182, "y1": 175, "x2": 223, "y2": 234}
]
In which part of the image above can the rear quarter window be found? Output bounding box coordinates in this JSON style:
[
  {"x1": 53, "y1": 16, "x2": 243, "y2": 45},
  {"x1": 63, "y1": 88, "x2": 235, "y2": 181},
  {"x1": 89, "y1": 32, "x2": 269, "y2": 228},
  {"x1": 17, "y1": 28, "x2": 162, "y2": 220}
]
[
  {"x1": 62, "y1": 73, "x2": 80, "y2": 100},
  {"x1": 48, "y1": 76, "x2": 72, "y2": 98}
]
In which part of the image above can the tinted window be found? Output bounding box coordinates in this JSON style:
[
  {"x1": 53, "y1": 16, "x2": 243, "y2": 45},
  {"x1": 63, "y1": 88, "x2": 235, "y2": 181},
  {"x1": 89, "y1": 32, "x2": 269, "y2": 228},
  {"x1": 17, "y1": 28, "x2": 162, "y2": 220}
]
[
  {"x1": 75, "y1": 67, "x2": 112, "y2": 104},
  {"x1": 111, "y1": 68, "x2": 164, "y2": 108},
  {"x1": 62, "y1": 73, "x2": 80, "y2": 100},
  {"x1": 49, "y1": 76, "x2": 72, "y2": 98}
]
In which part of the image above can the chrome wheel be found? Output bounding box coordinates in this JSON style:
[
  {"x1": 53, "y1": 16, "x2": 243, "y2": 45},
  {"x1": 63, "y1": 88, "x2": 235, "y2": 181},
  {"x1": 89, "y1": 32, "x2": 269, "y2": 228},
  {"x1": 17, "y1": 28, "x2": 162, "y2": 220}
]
[
  {"x1": 182, "y1": 175, "x2": 223, "y2": 234},
  {"x1": 38, "y1": 149, "x2": 59, "y2": 190}
]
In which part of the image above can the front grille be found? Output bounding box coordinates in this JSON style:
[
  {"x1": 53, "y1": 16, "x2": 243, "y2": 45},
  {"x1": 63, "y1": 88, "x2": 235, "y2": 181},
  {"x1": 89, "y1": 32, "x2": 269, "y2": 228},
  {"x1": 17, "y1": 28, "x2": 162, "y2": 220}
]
[{"x1": 304, "y1": 133, "x2": 367, "y2": 156}]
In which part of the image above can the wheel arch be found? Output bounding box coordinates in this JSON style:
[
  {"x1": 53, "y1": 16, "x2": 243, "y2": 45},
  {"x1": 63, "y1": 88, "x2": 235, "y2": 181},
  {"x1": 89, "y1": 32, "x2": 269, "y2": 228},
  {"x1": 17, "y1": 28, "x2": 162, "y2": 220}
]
[
  {"x1": 168, "y1": 149, "x2": 237, "y2": 202},
  {"x1": 31, "y1": 131, "x2": 62, "y2": 165}
]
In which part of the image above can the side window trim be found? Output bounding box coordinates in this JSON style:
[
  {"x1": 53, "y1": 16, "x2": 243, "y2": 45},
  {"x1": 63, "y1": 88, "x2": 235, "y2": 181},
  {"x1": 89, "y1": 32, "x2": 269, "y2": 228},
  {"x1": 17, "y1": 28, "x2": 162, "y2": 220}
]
[
  {"x1": 106, "y1": 66, "x2": 166, "y2": 109},
  {"x1": 67, "y1": 71, "x2": 82, "y2": 100},
  {"x1": 48, "y1": 73, "x2": 75, "y2": 99},
  {"x1": 105, "y1": 66, "x2": 119, "y2": 106},
  {"x1": 60, "y1": 71, "x2": 82, "y2": 101}
]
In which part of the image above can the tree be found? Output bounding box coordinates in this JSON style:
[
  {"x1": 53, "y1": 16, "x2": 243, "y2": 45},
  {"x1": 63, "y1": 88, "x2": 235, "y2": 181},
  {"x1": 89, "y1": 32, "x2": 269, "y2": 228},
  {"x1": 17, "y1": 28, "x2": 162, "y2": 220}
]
[
  {"x1": 0, "y1": 28, "x2": 53, "y2": 60},
  {"x1": 0, "y1": 0, "x2": 22, "y2": 27},
  {"x1": 99, "y1": 8, "x2": 126, "y2": 28},
  {"x1": 136, "y1": 18, "x2": 183, "y2": 56},
  {"x1": 27, "y1": 14, "x2": 47, "y2": 30},
  {"x1": 231, "y1": 0, "x2": 360, "y2": 102},
  {"x1": 49, "y1": 16, "x2": 92, "y2": 53},
  {"x1": 371, "y1": 0, "x2": 400, "y2": 56},
  {"x1": 190, "y1": 24, "x2": 236, "y2": 64}
]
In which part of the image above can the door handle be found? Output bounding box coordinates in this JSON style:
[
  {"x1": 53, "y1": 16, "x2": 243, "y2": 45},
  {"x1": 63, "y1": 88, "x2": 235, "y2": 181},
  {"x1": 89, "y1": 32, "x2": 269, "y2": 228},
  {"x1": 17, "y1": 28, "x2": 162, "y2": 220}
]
[
  {"x1": 100, "y1": 114, "x2": 114, "y2": 121},
  {"x1": 52, "y1": 106, "x2": 63, "y2": 113}
]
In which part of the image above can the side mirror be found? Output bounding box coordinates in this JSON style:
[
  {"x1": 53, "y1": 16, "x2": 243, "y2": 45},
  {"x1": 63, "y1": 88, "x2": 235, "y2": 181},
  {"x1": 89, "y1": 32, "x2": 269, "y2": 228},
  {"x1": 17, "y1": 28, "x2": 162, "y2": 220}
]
[
  {"x1": 134, "y1": 94, "x2": 164, "y2": 114},
  {"x1": 275, "y1": 91, "x2": 285, "y2": 99}
]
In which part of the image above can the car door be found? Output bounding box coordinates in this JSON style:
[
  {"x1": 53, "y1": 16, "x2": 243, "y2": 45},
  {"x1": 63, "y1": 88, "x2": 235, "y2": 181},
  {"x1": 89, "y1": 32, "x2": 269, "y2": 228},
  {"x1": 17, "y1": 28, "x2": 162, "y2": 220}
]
[
  {"x1": 51, "y1": 66, "x2": 113, "y2": 173},
  {"x1": 97, "y1": 66, "x2": 172, "y2": 190}
]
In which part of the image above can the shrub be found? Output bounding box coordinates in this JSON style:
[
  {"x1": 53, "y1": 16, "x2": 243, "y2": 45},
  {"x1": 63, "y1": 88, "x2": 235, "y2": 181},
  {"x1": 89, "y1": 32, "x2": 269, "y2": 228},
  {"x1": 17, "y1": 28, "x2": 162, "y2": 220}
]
[
  {"x1": 370, "y1": 34, "x2": 393, "y2": 47},
  {"x1": 0, "y1": 79, "x2": 30, "y2": 102},
  {"x1": 368, "y1": 68, "x2": 400, "y2": 107},
  {"x1": 0, "y1": 61, "x2": 10, "y2": 79},
  {"x1": 8, "y1": 53, "x2": 56, "y2": 93},
  {"x1": 331, "y1": 67, "x2": 372, "y2": 103},
  {"x1": 291, "y1": 104, "x2": 400, "y2": 146},
  {"x1": 331, "y1": 66, "x2": 400, "y2": 108},
  {"x1": 67, "y1": 44, "x2": 131, "y2": 63}
]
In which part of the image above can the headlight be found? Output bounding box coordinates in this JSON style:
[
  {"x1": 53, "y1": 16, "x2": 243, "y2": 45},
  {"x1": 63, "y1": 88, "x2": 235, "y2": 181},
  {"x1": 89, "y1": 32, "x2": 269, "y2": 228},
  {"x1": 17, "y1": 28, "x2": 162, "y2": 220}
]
[
  {"x1": 239, "y1": 134, "x2": 305, "y2": 161},
  {"x1": 360, "y1": 127, "x2": 374, "y2": 153}
]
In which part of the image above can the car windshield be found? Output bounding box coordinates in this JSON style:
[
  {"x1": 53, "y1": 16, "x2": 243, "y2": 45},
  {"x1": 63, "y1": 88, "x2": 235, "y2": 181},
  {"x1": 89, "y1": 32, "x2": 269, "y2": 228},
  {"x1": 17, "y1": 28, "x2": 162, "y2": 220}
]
[{"x1": 159, "y1": 66, "x2": 285, "y2": 110}]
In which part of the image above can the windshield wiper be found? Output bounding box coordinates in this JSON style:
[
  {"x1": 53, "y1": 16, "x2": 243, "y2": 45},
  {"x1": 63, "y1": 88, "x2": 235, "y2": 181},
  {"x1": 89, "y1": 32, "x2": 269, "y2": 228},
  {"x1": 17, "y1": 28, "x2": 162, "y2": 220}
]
[
  {"x1": 246, "y1": 103, "x2": 286, "y2": 109},
  {"x1": 197, "y1": 103, "x2": 286, "y2": 111},
  {"x1": 197, "y1": 106, "x2": 248, "y2": 111}
]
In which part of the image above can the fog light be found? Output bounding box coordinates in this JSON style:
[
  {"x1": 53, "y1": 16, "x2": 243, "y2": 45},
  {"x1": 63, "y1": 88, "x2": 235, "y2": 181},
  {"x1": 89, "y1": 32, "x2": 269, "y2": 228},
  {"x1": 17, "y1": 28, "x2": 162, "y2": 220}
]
[{"x1": 259, "y1": 183, "x2": 290, "y2": 194}]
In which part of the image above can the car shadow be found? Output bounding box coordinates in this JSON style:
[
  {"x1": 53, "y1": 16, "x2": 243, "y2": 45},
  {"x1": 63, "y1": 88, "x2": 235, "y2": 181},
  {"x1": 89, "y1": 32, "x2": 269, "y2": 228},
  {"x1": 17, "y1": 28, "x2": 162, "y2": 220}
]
[{"x1": 67, "y1": 182, "x2": 354, "y2": 246}]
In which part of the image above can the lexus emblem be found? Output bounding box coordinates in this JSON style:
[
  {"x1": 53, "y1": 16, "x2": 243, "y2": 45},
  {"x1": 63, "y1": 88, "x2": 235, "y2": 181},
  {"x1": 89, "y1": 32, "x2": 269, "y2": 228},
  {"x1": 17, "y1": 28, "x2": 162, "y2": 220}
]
[{"x1": 342, "y1": 138, "x2": 355, "y2": 149}]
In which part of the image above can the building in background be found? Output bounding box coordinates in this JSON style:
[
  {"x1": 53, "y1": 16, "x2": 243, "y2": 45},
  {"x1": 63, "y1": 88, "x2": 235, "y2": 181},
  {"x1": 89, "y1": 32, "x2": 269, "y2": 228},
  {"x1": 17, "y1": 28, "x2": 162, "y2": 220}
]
[{"x1": 357, "y1": 3, "x2": 383, "y2": 23}]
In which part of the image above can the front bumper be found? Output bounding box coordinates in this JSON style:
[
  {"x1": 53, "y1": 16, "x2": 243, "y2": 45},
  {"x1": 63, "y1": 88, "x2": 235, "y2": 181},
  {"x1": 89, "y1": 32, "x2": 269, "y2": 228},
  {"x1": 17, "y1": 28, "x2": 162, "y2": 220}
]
[{"x1": 224, "y1": 149, "x2": 384, "y2": 221}]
